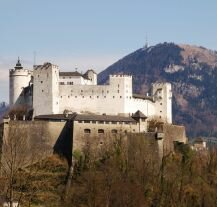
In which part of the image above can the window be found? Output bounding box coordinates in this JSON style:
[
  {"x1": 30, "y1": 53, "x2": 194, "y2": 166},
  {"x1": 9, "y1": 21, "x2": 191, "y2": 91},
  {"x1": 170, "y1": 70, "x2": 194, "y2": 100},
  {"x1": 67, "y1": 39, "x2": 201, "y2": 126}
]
[
  {"x1": 84, "y1": 129, "x2": 91, "y2": 134},
  {"x1": 117, "y1": 90, "x2": 119, "y2": 93},
  {"x1": 98, "y1": 121, "x2": 104, "y2": 124},
  {"x1": 160, "y1": 103, "x2": 162, "y2": 105},
  {"x1": 41, "y1": 81, "x2": 43, "y2": 83},
  {"x1": 113, "y1": 96, "x2": 115, "y2": 98},
  {"x1": 84, "y1": 120, "x2": 90, "y2": 123},
  {"x1": 92, "y1": 121, "x2": 96, "y2": 124},
  {"x1": 60, "y1": 82, "x2": 65, "y2": 85},
  {"x1": 97, "y1": 96, "x2": 99, "y2": 98},
  {"x1": 98, "y1": 129, "x2": 104, "y2": 134},
  {"x1": 42, "y1": 90, "x2": 44, "y2": 92},
  {"x1": 111, "y1": 121, "x2": 117, "y2": 124},
  {"x1": 107, "y1": 90, "x2": 109, "y2": 93},
  {"x1": 78, "y1": 121, "x2": 83, "y2": 123},
  {"x1": 120, "y1": 96, "x2": 122, "y2": 98},
  {"x1": 105, "y1": 121, "x2": 110, "y2": 124},
  {"x1": 111, "y1": 129, "x2": 118, "y2": 134},
  {"x1": 81, "y1": 90, "x2": 83, "y2": 92}
]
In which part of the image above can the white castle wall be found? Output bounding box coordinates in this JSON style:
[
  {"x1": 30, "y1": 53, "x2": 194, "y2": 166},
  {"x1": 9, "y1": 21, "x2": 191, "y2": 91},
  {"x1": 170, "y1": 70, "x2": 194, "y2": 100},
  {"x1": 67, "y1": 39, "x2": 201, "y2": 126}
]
[
  {"x1": 33, "y1": 63, "x2": 60, "y2": 116},
  {"x1": 59, "y1": 76, "x2": 93, "y2": 85},
  {"x1": 9, "y1": 69, "x2": 32, "y2": 106},
  {"x1": 59, "y1": 75, "x2": 157, "y2": 118},
  {"x1": 9, "y1": 61, "x2": 172, "y2": 124},
  {"x1": 59, "y1": 75, "x2": 131, "y2": 115},
  {"x1": 152, "y1": 83, "x2": 172, "y2": 123}
]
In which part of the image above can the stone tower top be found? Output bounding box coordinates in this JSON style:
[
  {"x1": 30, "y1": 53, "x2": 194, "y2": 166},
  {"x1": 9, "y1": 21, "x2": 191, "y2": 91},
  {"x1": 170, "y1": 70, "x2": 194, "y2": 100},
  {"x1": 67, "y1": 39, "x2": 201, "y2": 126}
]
[{"x1": 14, "y1": 57, "x2": 23, "y2": 70}]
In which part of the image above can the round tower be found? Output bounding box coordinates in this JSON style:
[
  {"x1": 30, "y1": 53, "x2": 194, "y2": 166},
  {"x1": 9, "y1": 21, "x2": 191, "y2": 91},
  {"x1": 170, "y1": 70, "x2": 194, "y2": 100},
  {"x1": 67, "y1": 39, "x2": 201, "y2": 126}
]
[{"x1": 9, "y1": 58, "x2": 32, "y2": 106}]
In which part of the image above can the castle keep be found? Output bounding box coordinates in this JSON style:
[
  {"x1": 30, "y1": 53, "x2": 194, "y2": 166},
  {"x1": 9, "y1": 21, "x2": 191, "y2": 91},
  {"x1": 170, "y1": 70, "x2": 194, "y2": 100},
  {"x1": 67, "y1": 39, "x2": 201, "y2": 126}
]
[{"x1": 9, "y1": 60, "x2": 172, "y2": 124}]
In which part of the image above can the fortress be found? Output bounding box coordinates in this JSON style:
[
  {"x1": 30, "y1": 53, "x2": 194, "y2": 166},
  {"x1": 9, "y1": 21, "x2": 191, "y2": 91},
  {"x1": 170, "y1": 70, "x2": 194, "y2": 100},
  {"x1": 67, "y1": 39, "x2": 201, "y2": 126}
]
[
  {"x1": 1, "y1": 58, "x2": 187, "y2": 165},
  {"x1": 9, "y1": 59, "x2": 172, "y2": 123}
]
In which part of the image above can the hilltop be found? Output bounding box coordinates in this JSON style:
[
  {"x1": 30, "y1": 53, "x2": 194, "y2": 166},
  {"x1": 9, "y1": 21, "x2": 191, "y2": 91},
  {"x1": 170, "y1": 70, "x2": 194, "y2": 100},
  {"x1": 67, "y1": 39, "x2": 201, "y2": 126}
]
[{"x1": 98, "y1": 43, "x2": 217, "y2": 138}]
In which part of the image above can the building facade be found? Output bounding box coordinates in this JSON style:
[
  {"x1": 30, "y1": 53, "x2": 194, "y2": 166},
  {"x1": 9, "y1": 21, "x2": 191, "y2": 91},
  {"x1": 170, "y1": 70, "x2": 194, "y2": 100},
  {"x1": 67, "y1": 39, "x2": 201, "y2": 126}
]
[{"x1": 9, "y1": 60, "x2": 172, "y2": 123}]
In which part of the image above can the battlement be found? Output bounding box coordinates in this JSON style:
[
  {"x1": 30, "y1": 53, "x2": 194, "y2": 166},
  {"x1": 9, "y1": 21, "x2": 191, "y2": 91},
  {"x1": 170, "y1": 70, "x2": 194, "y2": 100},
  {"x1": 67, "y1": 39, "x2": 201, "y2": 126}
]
[
  {"x1": 9, "y1": 68, "x2": 32, "y2": 74},
  {"x1": 152, "y1": 82, "x2": 171, "y2": 87},
  {"x1": 110, "y1": 74, "x2": 132, "y2": 78},
  {"x1": 34, "y1": 62, "x2": 59, "y2": 70}
]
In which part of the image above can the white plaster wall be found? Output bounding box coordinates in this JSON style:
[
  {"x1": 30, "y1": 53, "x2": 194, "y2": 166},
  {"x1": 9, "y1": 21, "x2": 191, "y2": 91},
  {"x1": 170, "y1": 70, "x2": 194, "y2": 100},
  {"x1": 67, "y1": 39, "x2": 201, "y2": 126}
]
[
  {"x1": 59, "y1": 84, "x2": 125, "y2": 115},
  {"x1": 9, "y1": 69, "x2": 32, "y2": 106},
  {"x1": 58, "y1": 75, "x2": 159, "y2": 118},
  {"x1": 33, "y1": 64, "x2": 60, "y2": 116},
  {"x1": 125, "y1": 98, "x2": 156, "y2": 117},
  {"x1": 59, "y1": 76, "x2": 93, "y2": 85},
  {"x1": 152, "y1": 83, "x2": 172, "y2": 123},
  {"x1": 59, "y1": 75, "x2": 133, "y2": 115}
]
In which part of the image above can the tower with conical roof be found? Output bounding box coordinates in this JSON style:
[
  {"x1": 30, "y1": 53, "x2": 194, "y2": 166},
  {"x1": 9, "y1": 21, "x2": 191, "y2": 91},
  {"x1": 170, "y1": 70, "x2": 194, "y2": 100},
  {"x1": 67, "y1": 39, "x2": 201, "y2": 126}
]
[{"x1": 9, "y1": 58, "x2": 32, "y2": 106}]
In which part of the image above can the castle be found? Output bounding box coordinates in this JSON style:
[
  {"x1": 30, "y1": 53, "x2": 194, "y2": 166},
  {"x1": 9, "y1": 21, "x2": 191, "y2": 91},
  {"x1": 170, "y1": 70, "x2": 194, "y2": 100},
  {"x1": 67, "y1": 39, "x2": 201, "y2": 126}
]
[
  {"x1": 9, "y1": 59, "x2": 172, "y2": 124},
  {"x1": 1, "y1": 58, "x2": 187, "y2": 168}
]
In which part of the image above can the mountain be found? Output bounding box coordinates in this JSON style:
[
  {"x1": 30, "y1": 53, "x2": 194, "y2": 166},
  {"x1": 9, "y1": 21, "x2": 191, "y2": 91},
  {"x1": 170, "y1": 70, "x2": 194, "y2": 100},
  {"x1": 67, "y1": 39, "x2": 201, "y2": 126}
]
[{"x1": 98, "y1": 43, "x2": 217, "y2": 138}]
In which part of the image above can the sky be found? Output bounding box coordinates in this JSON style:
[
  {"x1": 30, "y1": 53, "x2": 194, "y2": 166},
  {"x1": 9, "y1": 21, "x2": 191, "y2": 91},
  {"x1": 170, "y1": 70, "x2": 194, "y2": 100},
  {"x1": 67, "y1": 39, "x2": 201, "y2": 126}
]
[{"x1": 0, "y1": 0, "x2": 217, "y2": 101}]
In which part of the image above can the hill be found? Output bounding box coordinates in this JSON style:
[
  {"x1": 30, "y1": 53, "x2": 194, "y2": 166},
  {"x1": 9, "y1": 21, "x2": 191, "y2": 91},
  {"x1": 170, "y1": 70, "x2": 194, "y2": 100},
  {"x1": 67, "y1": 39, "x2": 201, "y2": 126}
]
[
  {"x1": 98, "y1": 43, "x2": 217, "y2": 138},
  {"x1": 0, "y1": 102, "x2": 8, "y2": 122}
]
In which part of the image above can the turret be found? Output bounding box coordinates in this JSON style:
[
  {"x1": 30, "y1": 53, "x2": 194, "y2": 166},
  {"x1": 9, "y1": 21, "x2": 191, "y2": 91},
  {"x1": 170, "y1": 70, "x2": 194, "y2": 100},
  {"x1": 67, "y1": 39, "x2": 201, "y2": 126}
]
[
  {"x1": 84, "y1": 69, "x2": 97, "y2": 85},
  {"x1": 9, "y1": 58, "x2": 32, "y2": 106}
]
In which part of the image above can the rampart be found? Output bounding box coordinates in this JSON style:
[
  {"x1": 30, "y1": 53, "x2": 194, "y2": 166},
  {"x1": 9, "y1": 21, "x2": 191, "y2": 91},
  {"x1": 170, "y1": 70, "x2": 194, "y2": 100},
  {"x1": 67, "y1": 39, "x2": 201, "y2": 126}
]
[{"x1": 0, "y1": 120, "x2": 187, "y2": 167}]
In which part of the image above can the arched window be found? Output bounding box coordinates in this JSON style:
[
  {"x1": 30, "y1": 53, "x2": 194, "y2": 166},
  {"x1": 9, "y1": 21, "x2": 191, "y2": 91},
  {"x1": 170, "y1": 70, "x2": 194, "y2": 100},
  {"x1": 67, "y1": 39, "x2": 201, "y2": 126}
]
[
  {"x1": 111, "y1": 129, "x2": 118, "y2": 134},
  {"x1": 84, "y1": 129, "x2": 91, "y2": 134},
  {"x1": 98, "y1": 129, "x2": 104, "y2": 134}
]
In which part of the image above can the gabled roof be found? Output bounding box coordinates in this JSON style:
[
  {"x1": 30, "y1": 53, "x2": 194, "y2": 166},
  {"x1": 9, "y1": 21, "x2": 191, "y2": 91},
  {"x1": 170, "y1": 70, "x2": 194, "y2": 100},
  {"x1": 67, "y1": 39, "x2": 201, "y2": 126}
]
[
  {"x1": 132, "y1": 110, "x2": 147, "y2": 119},
  {"x1": 59, "y1": 71, "x2": 82, "y2": 77}
]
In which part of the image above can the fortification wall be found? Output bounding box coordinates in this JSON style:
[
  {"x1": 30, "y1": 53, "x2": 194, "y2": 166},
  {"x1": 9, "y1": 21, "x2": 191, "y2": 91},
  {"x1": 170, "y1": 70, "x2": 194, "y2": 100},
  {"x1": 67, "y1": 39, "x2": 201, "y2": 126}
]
[
  {"x1": 73, "y1": 120, "x2": 138, "y2": 151},
  {"x1": 1, "y1": 121, "x2": 65, "y2": 157},
  {"x1": 59, "y1": 84, "x2": 156, "y2": 117},
  {"x1": 163, "y1": 124, "x2": 187, "y2": 153}
]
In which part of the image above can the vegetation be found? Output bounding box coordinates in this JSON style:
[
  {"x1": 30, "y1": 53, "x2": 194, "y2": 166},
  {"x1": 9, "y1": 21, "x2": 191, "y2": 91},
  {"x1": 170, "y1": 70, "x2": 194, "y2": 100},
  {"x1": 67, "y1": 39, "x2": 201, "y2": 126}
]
[{"x1": 1, "y1": 135, "x2": 217, "y2": 206}]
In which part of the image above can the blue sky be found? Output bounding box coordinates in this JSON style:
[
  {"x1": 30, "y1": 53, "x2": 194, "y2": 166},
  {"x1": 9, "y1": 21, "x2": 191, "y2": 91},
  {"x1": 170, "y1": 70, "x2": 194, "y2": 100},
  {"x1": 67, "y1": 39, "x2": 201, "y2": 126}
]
[{"x1": 0, "y1": 0, "x2": 217, "y2": 101}]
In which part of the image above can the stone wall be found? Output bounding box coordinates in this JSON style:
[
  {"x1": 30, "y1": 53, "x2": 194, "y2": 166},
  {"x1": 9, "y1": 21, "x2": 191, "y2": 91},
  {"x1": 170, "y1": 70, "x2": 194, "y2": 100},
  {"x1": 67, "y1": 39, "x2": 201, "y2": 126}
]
[
  {"x1": 0, "y1": 120, "x2": 187, "y2": 167},
  {"x1": 163, "y1": 124, "x2": 187, "y2": 153}
]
